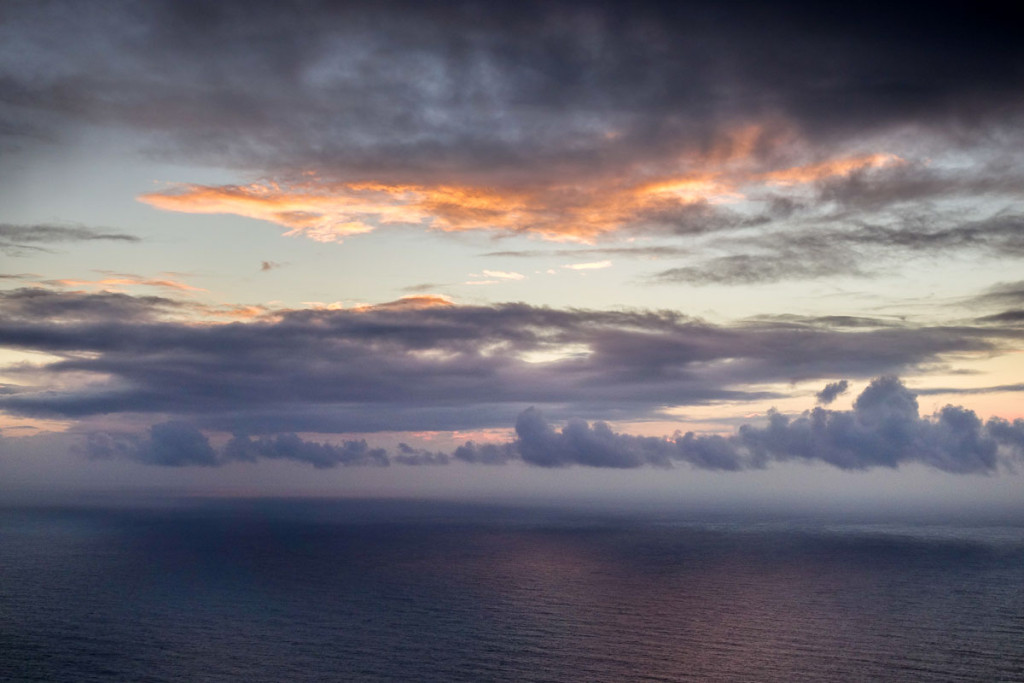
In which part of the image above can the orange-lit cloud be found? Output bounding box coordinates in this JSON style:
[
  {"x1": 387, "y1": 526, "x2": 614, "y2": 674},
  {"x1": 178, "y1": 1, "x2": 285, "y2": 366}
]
[
  {"x1": 139, "y1": 135, "x2": 902, "y2": 243},
  {"x1": 761, "y1": 153, "x2": 904, "y2": 185},
  {"x1": 361, "y1": 294, "x2": 455, "y2": 311},
  {"x1": 49, "y1": 274, "x2": 205, "y2": 292},
  {"x1": 198, "y1": 304, "x2": 270, "y2": 320},
  {"x1": 140, "y1": 174, "x2": 742, "y2": 243}
]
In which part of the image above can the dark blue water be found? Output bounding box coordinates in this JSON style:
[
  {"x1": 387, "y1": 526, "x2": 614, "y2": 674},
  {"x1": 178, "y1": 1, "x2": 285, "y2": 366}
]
[{"x1": 2, "y1": 500, "x2": 1023, "y2": 682}]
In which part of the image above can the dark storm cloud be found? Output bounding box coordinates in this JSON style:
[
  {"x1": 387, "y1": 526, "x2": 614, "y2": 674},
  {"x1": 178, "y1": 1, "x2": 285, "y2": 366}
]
[
  {"x1": 2, "y1": 0, "x2": 1022, "y2": 182},
  {"x1": 0, "y1": 289, "x2": 1013, "y2": 434},
  {"x1": 79, "y1": 377, "x2": 1024, "y2": 473},
  {"x1": 816, "y1": 380, "x2": 849, "y2": 405},
  {"x1": 0, "y1": 224, "x2": 139, "y2": 256}
]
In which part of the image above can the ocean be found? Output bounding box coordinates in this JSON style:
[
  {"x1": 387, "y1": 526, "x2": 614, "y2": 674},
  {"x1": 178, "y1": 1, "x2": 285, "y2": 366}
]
[{"x1": 1, "y1": 499, "x2": 1022, "y2": 682}]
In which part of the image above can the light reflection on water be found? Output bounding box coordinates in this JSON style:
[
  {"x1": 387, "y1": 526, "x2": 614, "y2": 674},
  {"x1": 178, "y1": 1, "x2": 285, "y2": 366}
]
[{"x1": 1, "y1": 500, "x2": 1022, "y2": 682}]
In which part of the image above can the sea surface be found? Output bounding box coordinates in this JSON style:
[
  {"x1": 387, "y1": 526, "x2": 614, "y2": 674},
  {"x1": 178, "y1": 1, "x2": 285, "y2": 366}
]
[{"x1": 1, "y1": 499, "x2": 1022, "y2": 682}]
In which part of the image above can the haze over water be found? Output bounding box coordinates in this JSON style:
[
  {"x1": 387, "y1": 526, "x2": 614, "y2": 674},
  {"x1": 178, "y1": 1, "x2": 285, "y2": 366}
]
[{"x1": 3, "y1": 499, "x2": 1022, "y2": 682}]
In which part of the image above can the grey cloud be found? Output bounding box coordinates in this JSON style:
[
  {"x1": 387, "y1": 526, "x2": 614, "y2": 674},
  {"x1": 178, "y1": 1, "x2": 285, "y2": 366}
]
[
  {"x1": 986, "y1": 418, "x2": 1024, "y2": 459},
  {"x1": 392, "y1": 443, "x2": 450, "y2": 466},
  {"x1": 959, "y1": 282, "x2": 1024, "y2": 326},
  {"x1": 836, "y1": 214, "x2": 1024, "y2": 256},
  {"x1": 224, "y1": 433, "x2": 388, "y2": 468},
  {"x1": 512, "y1": 377, "x2": 1019, "y2": 474},
  {"x1": 3, "y1": 0, "x2": 1022, "y2": 184},
  {"x1": 82, "y1": 421, "x2": 218, "y2": 467},
  {"x1": 816, "y1": 380, "x2": 849, "y2": 405},
  {"x1": 914, "y1": 384, "x2": 1024, "y2": 397},
  {"x1": 74, "y1": 377, "x2": 1024, "y2": 474},
  {"x1": 653, "y1": 252, "x2": 858, "y2": 285},
  {"x1": 0, "y1": 287, "x2": 181, "y2": 322},
  {"x1": 516, "y1": 407, "x2": 659, "y2": 468},
  {"x1": 0, "y1": 289, "x2": 1010, "y2": 433},
  {"x1": 652, "y1": 211, "x2": 1024, "y2": 286},
  {"x1": 805, "y1": 159, "x2": 1024, "y2": 214},
  {"x1": 484, "y1": 246, "x2": 691, "y2": 259},
  {"x1": 402, "y1": 282, "x2": 449, "y2": 293},
  {"x1": 977, "y1": 311, "x2": 1024, "y2": 325},
  {"x1": 972, "y1": 281, "x2": 1024, "y2": 308},
  {"x1": 735, "y1": 377, "x2": 1006, "y2": 473},
  {"x1": 0, "y1": 224, "x2": 139, "y2": 256},
  {"x1": 452, "y1": 440, "x2": 517, "y2": 465}
]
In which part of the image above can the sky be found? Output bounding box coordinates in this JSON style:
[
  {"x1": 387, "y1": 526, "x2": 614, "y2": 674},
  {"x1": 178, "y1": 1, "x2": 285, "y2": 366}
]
[{"x1": 1, "y1": 0, "x2": 1023, "y2": 512}]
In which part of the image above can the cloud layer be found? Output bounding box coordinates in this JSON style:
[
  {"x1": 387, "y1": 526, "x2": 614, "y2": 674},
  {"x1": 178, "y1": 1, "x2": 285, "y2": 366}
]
[
  {"x1": 2, "y1": 288, "x2": 1015, "y2": 434},
  {"x1": 3, "y1": 1, "x2": 1022, "y2": 260},
  {"x1": 80, "y1": 377, "x2": 1024, "y2": 475}
]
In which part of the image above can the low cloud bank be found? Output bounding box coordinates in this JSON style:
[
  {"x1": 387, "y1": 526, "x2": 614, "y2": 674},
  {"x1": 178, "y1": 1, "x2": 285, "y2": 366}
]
[{"x1": 81, "y1": 378, "x2": 1024, "y2": 475}]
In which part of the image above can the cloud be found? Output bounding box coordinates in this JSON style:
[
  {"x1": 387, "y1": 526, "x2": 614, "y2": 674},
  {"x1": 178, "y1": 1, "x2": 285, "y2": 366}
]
[
  {"x1": 224, "y1": 433, "x2": 389, "y2": 469},
  {"x1": 484, "y1": 246, "x2": 691, "y2": 259},
  {"x1": 46, "y1": 272, "x2": 205, "y2": 293},
  {"x1": 464, "y1": 270, "x2": 526, "y2": 286},
  {"x1": 1, "y1": 289, "x2": 1014, "y2": 435},
  {"x1": 0, "y1": 287, "x2": 181, "y2": 322},
  {"x1": 737, "y1": 377, "x2": 1010, "y2": 473},
  {"x1": 1, "y1": 0, "x2": 1019, "y2": 303},
  {"x1": 138, "y1": 171, "x2": 750, "y2": 243},
  {"x1": 762, "y1": 154, "x2": 905, "y2": 186},
  {"x1": 452, "y1": 440, "x2": 517, "y2": 465},
  {"x1": 481, "y1": 270, "x2": 524, "y2": 281},
  {"x1": 915, "y1": 384, "x2": 1024, "y2": 396},
  {"x1": 1, "y1": 224, "x2": 139, "y2": 256},
  {"x1": 507, "y1": 377, "x2": 1024, "y2": 473},
  {"x1": 82, "y1": 421, "x2": 218, "y2": 467},
  {"x1": 392, "y1": 443, "x2": 450, "y2": 466},
  {"x1": 74, "y1": 377, "x2": 1024, "y2": 474},
  {"x1": 816, "y1": 380, "x2": 849, "y2": 405},
  {"x1": 7, "y1": 1, "x2": 1022, "y2": 174},
  {"x1": 5, "y1": 1, "x2": 1020, "y2": 251},
  {"x1": 652, "y1": 211, "x2": 1024, "y2": 285},
  {"x1": 653, "y1": 252, "x2": 857, "y2": 285},
  {"x1": 563, "y1": 260, "x2": 612, "y2": 271},
  {"x1": 515, "y1": 407, "x2": 669, "y2": 469},
  {"x1": 978, "y1": 281, "x2": 1024, "y2": 304}
]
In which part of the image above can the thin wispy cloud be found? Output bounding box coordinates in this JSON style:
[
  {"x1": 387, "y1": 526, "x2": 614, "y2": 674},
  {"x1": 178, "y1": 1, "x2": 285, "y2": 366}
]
[
  {"x1": 1, "y1": 224, "x2": 139, "y2": 256},
  {"x1": 563, "y1": 261, "x2": 612, "y2": 271}
]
